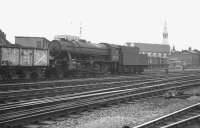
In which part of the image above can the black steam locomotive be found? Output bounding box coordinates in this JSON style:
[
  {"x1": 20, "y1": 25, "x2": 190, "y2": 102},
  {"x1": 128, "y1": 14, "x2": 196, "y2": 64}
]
[{"x1": 47, "y1": 36, "x2": 148, "y2": 78}]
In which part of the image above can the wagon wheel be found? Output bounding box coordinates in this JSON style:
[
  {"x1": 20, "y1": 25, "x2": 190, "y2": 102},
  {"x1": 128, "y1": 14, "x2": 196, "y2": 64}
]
[
  {"x1": 16, "y1": 69, "x2": 26, "y2": 79},
  {"x1": 30, "y1": 72, "x2": 38, "y2": 79},
  {"x1": 0, "y1": 69, "x2": 11, "y2": 80}
]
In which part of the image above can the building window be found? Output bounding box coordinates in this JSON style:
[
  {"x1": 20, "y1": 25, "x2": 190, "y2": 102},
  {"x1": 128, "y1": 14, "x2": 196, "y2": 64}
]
[{"x1": 158, "y1": 53, "x2": 162, "y2": 57}]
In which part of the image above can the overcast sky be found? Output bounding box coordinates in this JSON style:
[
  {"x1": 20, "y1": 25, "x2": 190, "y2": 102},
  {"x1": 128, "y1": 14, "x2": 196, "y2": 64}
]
[{"x1": 0, "y1": 0, "x2": 200, "y2": 50}]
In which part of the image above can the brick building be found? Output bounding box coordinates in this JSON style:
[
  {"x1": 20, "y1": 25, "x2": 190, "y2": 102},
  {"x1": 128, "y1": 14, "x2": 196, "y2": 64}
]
[{"x1": 133, "y1": 43, "x2": 170, "y2": 69}]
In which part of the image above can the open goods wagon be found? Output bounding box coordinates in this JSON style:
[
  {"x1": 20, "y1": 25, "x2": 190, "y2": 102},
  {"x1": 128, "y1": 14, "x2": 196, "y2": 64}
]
[{"x1": 0, "y1": 46, "x2": 48, "y2": 80}]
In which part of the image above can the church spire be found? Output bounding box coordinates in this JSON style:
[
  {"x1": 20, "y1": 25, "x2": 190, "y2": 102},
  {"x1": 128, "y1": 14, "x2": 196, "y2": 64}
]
[{"x1": 162, "y1": 21, "x2": 168, "y2": 44}]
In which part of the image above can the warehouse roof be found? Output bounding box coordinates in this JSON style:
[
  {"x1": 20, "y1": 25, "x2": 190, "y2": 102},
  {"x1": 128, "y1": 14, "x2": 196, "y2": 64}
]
[
  {"x1": 15, "y1": 36, "x2": 49, "y2": 41},
  {"x1": 133, "y1": 43, "x2": 170, "y2": 53}
]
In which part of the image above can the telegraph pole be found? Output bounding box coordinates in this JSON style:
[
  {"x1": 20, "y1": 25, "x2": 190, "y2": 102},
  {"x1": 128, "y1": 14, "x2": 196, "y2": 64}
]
[{"x1": 79, "y1": 21, "x2": 82, "y2": 38}]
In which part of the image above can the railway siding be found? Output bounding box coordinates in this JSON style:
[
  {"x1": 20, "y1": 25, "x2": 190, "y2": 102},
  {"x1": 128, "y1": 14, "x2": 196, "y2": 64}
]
[
  {"x1": 1, "y1": 76, "x2": 200, "y2": 127},
  {"x1": 0, "y1": 74, "x2": 198, "y2": 103},
  {"x1": 1, "y1": 71, "x2": 200, "y2": 127},
  {"x1": 133, "y1": 103, "x2": 200, "y2": 128},
  {"x1": 1, "y1": 76, "x2": 199, "y2": 113}
]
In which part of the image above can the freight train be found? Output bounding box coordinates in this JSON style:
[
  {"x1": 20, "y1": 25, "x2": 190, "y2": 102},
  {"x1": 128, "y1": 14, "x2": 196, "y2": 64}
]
[{"x1": 0, "y1": 34, "x2": 148, "y2": 80}]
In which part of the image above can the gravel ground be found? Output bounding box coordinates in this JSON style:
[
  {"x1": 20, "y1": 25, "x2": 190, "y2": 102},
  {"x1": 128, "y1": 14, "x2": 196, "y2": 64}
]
[{"x1": 39, "y1": 87, "x2": 200, "y2": 128}]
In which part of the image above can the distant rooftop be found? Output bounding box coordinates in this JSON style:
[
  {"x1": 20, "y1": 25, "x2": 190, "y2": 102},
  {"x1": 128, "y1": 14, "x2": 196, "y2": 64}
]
[{"x1": 133, "y1": 43, "x2": 170, "y2": 53}]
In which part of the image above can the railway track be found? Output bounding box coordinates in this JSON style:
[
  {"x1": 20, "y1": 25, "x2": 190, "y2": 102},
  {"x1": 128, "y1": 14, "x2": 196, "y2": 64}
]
[
  {"x1": 0, "y1": 74, "x2": 158, "y2": 102},
  {"x1": 0, "y1": 74, "x2": 199, "y2": 103},
  {"x1": 133, "y1": 102, "x2": 200, "y2": 128},
  {"x1": 0, "y1": 72, "x2": 159, "y2": 84},
  {"x1": 0, "y1": 73, "x2": 178, "y2": 99},
  {"x1": 1, "y1": 74, "x2": 200, "y2": 127},
  {"x1": 0, "y1": 70, "x2": 190, "y2": 84},
  {"x1": 0, "y1": 70, "x2": 198, "y2": 91},
  {"x1": 0, "y1": 74, "x2": 158, "y2": 91},
  {"x1": 1, "y1": 76, "x2": 198, "y2": 113}
]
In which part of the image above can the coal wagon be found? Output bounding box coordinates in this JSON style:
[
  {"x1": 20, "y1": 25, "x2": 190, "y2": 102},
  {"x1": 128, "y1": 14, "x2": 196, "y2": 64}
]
[{"x1": 0, "y1": 46, "x2": 48, "y2": 80}]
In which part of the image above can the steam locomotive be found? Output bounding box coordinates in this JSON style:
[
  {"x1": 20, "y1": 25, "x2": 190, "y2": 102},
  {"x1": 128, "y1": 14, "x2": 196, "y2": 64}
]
[
  {"x1": 0, "y1": 34, "x2": 148, "y2": 80},
  {"x1": 48, "y1": 36, "x2": 148, "y2": 78}
]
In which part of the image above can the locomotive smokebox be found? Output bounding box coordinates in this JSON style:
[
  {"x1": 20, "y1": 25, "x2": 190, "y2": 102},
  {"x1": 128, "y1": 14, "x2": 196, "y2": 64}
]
[{"x1": 48, "y1": 40, "x2": 61, "y2": 57}]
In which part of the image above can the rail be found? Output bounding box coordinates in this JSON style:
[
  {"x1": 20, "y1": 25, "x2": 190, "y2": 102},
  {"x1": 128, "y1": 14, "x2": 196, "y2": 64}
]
[
  {"x1": 0, "y1": 75, "x2": 199, "y2": 103},
  {"x1": 133, "y1": 103, "x2": 200, "y2": 128}
]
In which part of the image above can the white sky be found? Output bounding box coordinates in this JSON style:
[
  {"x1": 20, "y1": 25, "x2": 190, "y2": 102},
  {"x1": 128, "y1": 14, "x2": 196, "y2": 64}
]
[{"x1": 0, "y1": 0, "x2": 200, "y2": 50}]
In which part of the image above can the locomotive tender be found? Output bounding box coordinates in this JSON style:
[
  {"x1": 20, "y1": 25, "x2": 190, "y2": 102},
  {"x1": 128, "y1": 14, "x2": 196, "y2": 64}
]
[{"x1": 0, "y1": 34, "x2": 148, "y2": 80}]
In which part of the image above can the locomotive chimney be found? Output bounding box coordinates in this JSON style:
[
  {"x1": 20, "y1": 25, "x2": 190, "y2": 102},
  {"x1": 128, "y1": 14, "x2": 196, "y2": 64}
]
[
  {"x1": 188, "y1": 46, "x2": 192, "y2": 51},
  {"x1": 126, "y1": 42, "x2": 132, "y2": 47}
]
